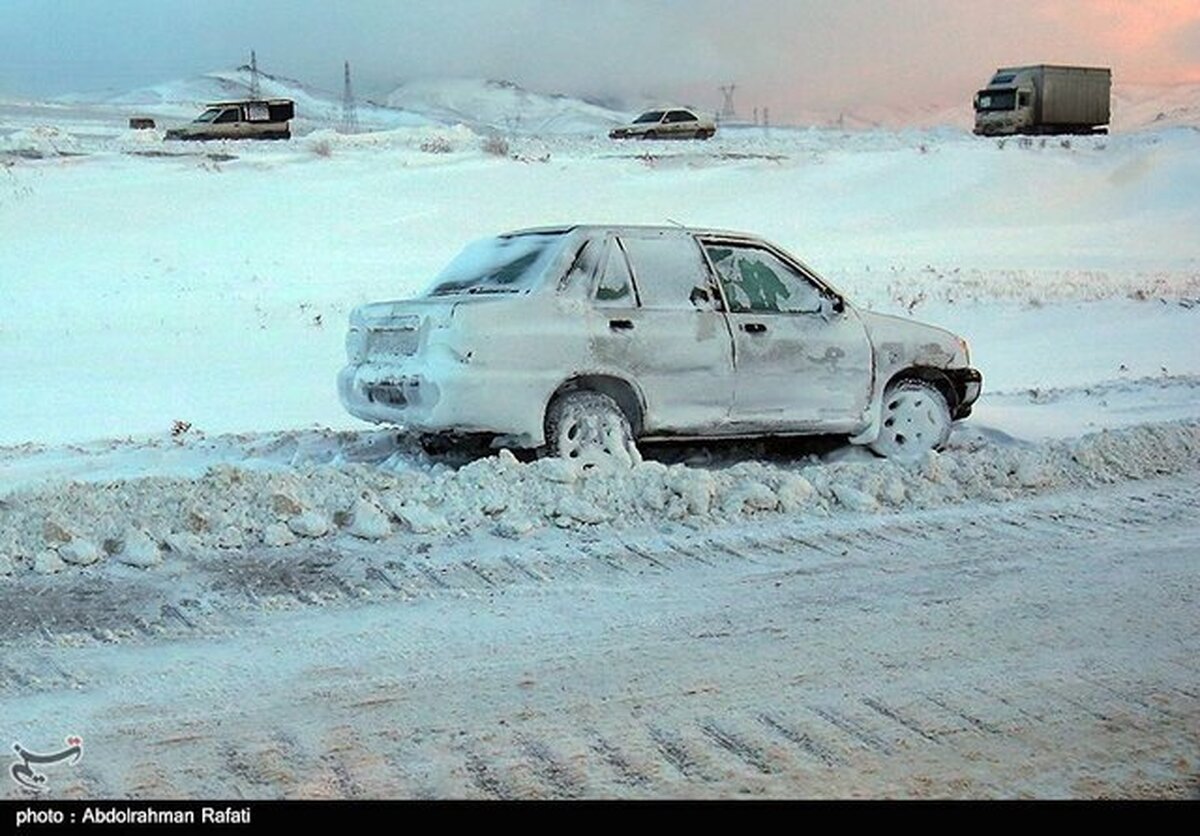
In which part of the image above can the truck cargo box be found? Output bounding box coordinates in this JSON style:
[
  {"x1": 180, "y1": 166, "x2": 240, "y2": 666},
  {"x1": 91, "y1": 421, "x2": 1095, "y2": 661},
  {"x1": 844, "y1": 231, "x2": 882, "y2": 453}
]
[{"x1": 1034, "y1": 66, "x2": 1111, "y2": 127}]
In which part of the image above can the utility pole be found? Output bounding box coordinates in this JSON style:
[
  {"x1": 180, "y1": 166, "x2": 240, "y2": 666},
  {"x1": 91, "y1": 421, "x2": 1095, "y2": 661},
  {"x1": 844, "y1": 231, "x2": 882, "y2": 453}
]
[
  {"x1": 249, "y1": 50, "x2": 261, "y2": 98},
  {"x1": 341, "y1": 60, "x2": 359, "y2": 134}
]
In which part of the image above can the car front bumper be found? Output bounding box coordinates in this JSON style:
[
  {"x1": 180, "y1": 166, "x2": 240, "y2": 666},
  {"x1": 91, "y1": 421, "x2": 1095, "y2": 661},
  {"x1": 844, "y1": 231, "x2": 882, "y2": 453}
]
[{"x1": 946, "y1": 367, "x2": 983, "y2": 418}]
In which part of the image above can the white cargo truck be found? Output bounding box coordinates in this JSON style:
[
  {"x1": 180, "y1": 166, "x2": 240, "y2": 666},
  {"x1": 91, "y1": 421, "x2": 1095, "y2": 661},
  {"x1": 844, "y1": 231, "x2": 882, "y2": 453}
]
[{"x1": 973, "y1": 65, "x2": 1111, "y2": 136}]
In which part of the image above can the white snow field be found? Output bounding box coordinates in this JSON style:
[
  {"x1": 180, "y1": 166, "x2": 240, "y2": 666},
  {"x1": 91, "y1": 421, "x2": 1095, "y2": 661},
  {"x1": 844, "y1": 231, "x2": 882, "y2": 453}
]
[{"x1": 1, "y1": 82, "x2": 1199, "y2": 798}]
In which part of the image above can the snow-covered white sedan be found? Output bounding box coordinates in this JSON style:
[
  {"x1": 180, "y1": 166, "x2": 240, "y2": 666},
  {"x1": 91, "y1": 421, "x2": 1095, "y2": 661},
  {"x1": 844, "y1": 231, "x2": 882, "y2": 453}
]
[
  {"x1": 608, "y1": 108, "x2": 716, "y2": 140},
  {"x1": 339, "y1": 225, "x2": 982, "y2": 463}
]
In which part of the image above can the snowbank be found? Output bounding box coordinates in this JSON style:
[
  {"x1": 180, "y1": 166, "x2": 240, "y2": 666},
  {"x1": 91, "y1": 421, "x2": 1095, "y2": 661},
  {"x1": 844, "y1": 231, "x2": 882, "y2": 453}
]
[
  {"x1": 0, "y1": 125, "x2": 84, "y2": 157},
  {"x1": 2, "y1": 421, "x2": 1196, "y2": 577}
]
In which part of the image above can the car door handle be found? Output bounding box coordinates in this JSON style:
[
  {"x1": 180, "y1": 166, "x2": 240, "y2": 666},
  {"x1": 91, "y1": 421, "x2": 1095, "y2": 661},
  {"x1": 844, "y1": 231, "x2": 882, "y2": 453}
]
[
  {"x1": 741, "y1": 322, "x2": 767, "y2": 334},
  {"x1": 609, "y1": 319, "x2": 635, "y2": 331}
]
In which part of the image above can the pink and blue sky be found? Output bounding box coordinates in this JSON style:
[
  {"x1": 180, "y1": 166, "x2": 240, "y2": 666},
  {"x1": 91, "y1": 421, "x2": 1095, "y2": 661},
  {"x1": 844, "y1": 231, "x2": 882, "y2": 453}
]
[{"x1": 3, "y1": 0, "x2": 1198, "y2": 116}]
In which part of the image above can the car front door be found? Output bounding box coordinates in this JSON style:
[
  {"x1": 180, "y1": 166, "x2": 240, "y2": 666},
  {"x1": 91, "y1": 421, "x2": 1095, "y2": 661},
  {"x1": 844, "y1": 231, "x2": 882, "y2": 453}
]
[
  {"x1": 212, "y1": 107, "x2": 241, "y2": 138},
  {"x1": 584, "y1": 232, "x2": 735, "y2": 435},
  {"x1": 701, "y1": 239, "x2": 872, "y2": 431}
]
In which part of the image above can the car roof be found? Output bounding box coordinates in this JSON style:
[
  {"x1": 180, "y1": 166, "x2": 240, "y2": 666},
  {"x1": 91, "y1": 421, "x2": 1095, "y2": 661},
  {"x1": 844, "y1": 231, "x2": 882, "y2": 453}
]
[
  {"x1": 204, "y1": 98, "x2": 294, "y2": 107},
  {"x1": 501, "y1": 224, "x2": 761, "y2": 241}
]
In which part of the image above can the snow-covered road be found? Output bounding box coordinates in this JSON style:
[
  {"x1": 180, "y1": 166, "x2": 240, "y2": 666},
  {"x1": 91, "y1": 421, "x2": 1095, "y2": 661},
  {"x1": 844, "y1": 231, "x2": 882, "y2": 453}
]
[{"x1": 3, "y1": 470, "x2": 1197, "y2": 798}]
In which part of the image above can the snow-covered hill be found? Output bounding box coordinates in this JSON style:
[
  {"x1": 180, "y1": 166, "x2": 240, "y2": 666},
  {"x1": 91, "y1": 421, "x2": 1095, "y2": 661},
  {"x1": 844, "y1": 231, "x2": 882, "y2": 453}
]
[
  {"x1": 56, "y1": 67, "x2": 433, "y2": 131},
  {"x1": 1113, "y1": 81, "x2": 1200, "y2": 131},
  {"x1": 385, "y1": 78, "x2": 626, "y2": 135},
  {"x1": 31, "y1": 69, "x2": 1200, "y2": 138},
  {"x1": 759, "y1": 82, "x2": 1200, "y2": 132}
]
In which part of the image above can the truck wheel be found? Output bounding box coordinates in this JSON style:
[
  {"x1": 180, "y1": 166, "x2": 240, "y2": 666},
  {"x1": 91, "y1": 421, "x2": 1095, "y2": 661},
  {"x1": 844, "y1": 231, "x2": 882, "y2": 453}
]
[
  {"x1": 544, "y1": 391, "x2": 640, "y2": 469},
  {"x1": 869, "y1": 379, "x2": 952, "y2": 461}
]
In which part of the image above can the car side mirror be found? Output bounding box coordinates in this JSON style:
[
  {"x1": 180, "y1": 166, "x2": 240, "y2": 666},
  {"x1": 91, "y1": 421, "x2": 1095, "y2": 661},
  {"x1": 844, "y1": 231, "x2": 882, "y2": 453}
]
[{"x1": 820, "y1": 293, "x2": 845, "y2": 319}]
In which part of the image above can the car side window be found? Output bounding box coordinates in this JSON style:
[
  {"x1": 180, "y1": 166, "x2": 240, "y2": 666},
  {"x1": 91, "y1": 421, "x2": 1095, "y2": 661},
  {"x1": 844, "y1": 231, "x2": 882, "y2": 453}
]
[
  {"x1": 215, "y1": 108, "x2": 240, "y2": 124},
  {"x1": 593, "y1": 240, "x2": 635, "y2": 305},
  {"x1": 704, "y1": 244, "x2": 823, "y2": 315},
  {"x1": 666, "y1": 110, "x2": 694, "y2": 123},
  {"x1": 620, "y1": 234, "x2": 717, "y2": 311},
  {"x1": 558, "y1": 239, "x2": 598, "y2": 291}
]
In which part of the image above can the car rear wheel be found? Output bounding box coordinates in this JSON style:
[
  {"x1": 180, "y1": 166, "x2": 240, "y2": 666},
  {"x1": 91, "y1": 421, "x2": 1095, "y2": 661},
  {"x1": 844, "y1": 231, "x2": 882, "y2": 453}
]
[
  {"x1": 869, "y1": 379, "x2": 952, "y2": 460},
  {"x1": 544, "y1": 391, "x2": 640, "y2": 470}
]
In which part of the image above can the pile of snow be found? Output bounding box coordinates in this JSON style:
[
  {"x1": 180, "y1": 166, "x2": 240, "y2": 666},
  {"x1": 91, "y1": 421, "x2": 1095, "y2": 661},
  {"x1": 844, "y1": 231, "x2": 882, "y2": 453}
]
[
  {"x1": 299, "y1": 124, "x2": 481, "y2": 157},
  {"x1": 1, "y1": 421, "x2": 1196, "y2": 576},
  {"x1": 385, "y1": 78, "x2": 625, "y2": 135},
  {"x1": 0, "y1": 125, "x2": 83, "y2": 157}
]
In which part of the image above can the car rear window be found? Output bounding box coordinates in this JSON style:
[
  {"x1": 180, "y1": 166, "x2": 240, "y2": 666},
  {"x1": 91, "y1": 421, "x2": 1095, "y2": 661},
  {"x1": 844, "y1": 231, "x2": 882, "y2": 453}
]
[{"x1": 425, "y1": 233, "x2": 567, "y2": 296}]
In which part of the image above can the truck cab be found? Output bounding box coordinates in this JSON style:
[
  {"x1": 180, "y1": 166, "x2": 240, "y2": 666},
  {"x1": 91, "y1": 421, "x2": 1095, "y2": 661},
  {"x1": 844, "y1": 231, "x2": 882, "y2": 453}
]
[
  {"x1": 165, "y1": 99, "x2": 295, "y2": 141},
  {"x1": 973, "y1": 70, "x2": 1035, "y2": 136}
]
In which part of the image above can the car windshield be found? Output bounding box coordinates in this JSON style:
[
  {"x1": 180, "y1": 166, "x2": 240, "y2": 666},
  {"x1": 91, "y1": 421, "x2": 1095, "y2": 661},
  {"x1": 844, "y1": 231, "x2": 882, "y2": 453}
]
[
  {"x1": 975, "y1": 90, "x2": 1016, "y2": 112},
  {"x1": 633, "y1": 111, "x2": 665, "y2": 124},
  {"x1": 425, "y1": 233, "x2": 567, "y2": 296},
  {"x1": 193, "y1": 108, "x2": 222, "y2": 123}
]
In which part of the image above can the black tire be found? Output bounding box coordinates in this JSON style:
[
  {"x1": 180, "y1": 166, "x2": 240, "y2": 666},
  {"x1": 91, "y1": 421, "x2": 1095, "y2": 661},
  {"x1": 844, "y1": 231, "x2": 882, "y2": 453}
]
[
  {"x1": 544, "y1": 390, "x2": 640, "y2": 469},
  {"x1": 644, "y1": 131, "x2": 659, "y2": 140},
  {"x1": 868, "y1": 379, "x2": 953, "y2": 460}
]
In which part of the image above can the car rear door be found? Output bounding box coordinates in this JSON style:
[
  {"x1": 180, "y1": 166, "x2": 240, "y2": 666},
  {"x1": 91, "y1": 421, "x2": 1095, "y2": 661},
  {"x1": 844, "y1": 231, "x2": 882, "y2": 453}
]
[
  {"x1": 585, "y1": 231, "x2": 735, "y2": 435},
  {"x1": 700, "y1": 239, "x2": 872, "y2": 432},
  {"x1": 664, "y1": 109, "x2": 696, "y2": 137}
]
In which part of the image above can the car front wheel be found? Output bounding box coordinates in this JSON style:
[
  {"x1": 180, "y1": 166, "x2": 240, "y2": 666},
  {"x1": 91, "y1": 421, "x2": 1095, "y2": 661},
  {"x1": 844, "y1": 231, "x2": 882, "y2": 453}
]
[
  {"x1": 544, "y1": 391, "x2": 640, "y2": 469},
  {"x1": 868, "y1": 379, "x2": 952, "y2": 460}
]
